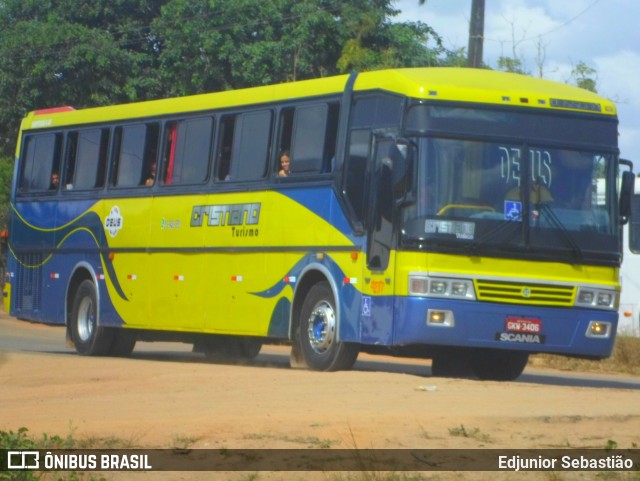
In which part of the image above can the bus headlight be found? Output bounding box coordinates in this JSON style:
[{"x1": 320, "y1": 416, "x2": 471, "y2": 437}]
[
  {"x1": 586, "y1": 321, "x2": 612, "y2": 338},
  {"x1": 408, "y1": 274, "x2": 476, "y2": 300},
  {"x1": 575, "y1": 287, "x2": 619, "y2": 310},
  {"x1": 427, "y1": 309, "x2": 455, "y2": 327}
]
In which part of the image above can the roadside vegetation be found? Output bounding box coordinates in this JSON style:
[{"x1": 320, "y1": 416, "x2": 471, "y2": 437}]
[
  {"x1": 530, "y1": 336, "x2": 640, "y2": 376},
  {"x1": 0, "y1": 427, "x2": 105, "y2": 481},
  {"x1": 2, "y1": 427, "x2": 639, "y2": 481}
]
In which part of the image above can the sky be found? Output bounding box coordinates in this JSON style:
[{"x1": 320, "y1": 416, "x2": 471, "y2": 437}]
[{"x1": 393, "y1": 0, "x2": 640, "y2": 172}]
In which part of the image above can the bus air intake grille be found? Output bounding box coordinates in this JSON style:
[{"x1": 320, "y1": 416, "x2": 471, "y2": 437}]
[
  {"x1": 16, "y1": 253, "x2": 43, "y2": 312},
  {"x1": 474, "y1": 279, "x2": 575, "y2": 307}
]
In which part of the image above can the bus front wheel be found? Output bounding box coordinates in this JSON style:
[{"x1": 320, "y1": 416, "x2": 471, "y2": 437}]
[
  {"x1": 470, "y1": 349, "x2": 529, "y2": 381},
  {"x1": 297, "y1": 281, "x2": 358, "y2": 371},
  {"x1": 69, "y1": 280, "x2": 114, "y2": 356}
]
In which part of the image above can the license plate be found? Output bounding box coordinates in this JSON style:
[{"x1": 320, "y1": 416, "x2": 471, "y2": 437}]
[{"x1": 505, "y1": 317, "x2": 542, "y2": 333}]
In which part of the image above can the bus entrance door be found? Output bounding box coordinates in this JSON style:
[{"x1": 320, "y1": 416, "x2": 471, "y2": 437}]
[{"x1": 360, "y1": 138, "x2": 398, "y2": 345}]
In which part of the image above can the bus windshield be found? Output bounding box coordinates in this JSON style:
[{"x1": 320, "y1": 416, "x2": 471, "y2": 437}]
[{"x1": 401, "y1": 137, "x2": 618, "y2": 265}]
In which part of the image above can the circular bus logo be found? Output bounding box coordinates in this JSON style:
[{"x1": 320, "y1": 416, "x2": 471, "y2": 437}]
[
  {"x1": 104, "y1": 206, "x2": 124, "y2": 238},
  {"x1": 522, "y1": 287, "x2": 532, "y2": 298}
]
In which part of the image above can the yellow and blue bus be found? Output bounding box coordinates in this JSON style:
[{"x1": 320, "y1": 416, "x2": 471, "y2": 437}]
[{"x1": 4, "y1": 68, "x2": 635, "y2": 380}]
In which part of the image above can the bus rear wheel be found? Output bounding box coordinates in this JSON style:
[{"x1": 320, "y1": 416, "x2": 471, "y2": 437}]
[
  {"x1": 297, "y1": 281, "x2": 358, "y2": 371},
  {"x1": 69, "y1": 280, "x2": 114, "y2": 356}
]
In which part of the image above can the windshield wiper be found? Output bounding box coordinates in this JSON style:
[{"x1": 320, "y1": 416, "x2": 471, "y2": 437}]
[{"x1": 536, "y1": 204, "x2": 584, "y2": 262}]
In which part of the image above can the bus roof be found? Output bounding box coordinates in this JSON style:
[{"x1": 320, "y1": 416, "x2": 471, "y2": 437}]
[{"x1": 20, "y1": 67, "x2": 617, "y2": 132}]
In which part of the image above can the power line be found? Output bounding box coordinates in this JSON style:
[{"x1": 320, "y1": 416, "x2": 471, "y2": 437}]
[{"x1": 484, "y1": 0, "x2": 604, "y2": 45}]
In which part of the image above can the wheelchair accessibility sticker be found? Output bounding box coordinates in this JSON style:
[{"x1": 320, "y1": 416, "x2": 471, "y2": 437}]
[
  {"x1": 361, "y1": 296, "x2": 372, "y2": 317},
  {"x1": 504, "y1": 201, "x2": 522, "y2": 221}
]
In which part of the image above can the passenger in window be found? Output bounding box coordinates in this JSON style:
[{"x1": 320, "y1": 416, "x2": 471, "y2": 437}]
[
  {"x1": 50, "y1": 172, "x2": 60, "y2": 190},
  {"x1": 278, "y1": 150, "x2": 291, "y2": 177},
  {"x1": 145, "y1": 162, "x2": 157, "y2": 186}
]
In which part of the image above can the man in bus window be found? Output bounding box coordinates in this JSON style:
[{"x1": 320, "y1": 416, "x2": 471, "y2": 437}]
[{"x1": 50, "y1": 172, "x2": 60, "y2": 190}]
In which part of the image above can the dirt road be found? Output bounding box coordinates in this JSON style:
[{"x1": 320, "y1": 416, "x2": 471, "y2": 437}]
[{"x1": 1, "y1": 312, "x2": 639, "y2": 479}]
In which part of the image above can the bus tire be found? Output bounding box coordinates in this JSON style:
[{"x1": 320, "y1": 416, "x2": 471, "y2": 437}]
[
  {"x1": 108, "y1": 330, "x2": 136, "y2": 357},
  {"x1": 470, "y1": 349, "x2": 529, "y2": 381},
  {"x1": 298, "y1": 281, "x2": 358, "y2": 371},
  {"x1": 69, "y1": 280, "x2": 114, "y2": 356},
  {"x1": 431, "y1": 351, "x2": 473, "y2": 378}
]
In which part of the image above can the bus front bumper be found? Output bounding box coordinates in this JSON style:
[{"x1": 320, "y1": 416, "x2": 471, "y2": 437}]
[{"x1": 392, "y1": 297, "x2": 617, "y2": 358}]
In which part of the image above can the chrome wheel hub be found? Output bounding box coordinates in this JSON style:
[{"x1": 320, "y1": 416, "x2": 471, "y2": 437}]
[{"x1": 307, "y1": 301, "x2": 336, "y2": 355}]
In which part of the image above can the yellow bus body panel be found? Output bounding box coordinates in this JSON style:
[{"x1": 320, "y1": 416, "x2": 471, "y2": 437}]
[{"x1": 95, "y1": 191, "x2": 356, "y2": 335}]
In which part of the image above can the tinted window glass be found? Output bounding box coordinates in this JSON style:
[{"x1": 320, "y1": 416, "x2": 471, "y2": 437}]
[
  {"x1": 351, "y1": 95, "x2": 403, "y2": 129},
  {"x1": 216, "y1": 115, "x2": 236, "y2": 181},
  {"x1": 65, "y1": 128, "x2": 109, "y2": 190},
  {"x1": 19, "y1": 133, "x2": 63, "y2": 192},
  {"x1": 162, "y1": 117, "x2": 213, "y2": 185},
  {"x1": 228, "y1": 111, "x2": 272, "y2": 181},
  {"x1": 343, "y1": 129, "x2": 371, "y2": 223},
  {"x1": 290, "y1": 104, "x2": 327, "y2": 175},
  {"x1": 112, "y1": 123, "x2": 159, "y2": 187}
]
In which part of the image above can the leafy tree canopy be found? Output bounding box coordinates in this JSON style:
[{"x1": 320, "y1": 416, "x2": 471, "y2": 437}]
[{"x1": 0, "y1": 0, "x2": 447, "y2": 158}]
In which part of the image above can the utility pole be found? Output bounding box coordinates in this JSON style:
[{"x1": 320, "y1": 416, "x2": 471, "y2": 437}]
[{"x1": 467, "y1": 0, "x2": 485, "y2": 68}]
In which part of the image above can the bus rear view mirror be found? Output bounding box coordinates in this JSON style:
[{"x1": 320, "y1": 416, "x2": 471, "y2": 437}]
[
  {"x1": 619, "y1": 169, "x2": 635, "y2": 225},
  {"x1": 391, "y1": 138, "x2": 416, "y2": 207}
]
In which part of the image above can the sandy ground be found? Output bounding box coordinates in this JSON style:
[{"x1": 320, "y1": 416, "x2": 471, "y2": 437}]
[{"x1": 1, "y1": 312, "x2": 639, "y2": 480}]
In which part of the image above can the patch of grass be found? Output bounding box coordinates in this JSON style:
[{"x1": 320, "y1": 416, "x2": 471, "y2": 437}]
[
  {"x1": 169, "y1": 433, "x2": 201, "y2": 450},
  {"x1": 447, "y1": 424, "x2": 491, "y2": 443},
  {"x1": 237, "y1": 474, "x2": 261, "y2": 481},
  {"x1": 531, "y1": 335, "x2": 640, "y2": 376},
  {"x1": 243, "y1": 432, "x2": 337, "y2": 448},
  {"x1": 329, "y1": 473, "x2": 431, "y2": 481},
  {"x1": 282, "y1": 435, "x2": 336, "y2": 448},
  {"x1": 76, "y1": 433, "x2": 141, "y2": 449},
  {"x1": 0, "y1": 427, "x2": 106, "y2": 481}
]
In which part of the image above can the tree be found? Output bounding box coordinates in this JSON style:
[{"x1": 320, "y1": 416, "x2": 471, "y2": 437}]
[
  {"x1": 570, "y1": 61, "x2": 597, "y2": 93},
  {"x1": 496, "y1": 56, "x2": 527, "y2": 74},
  {"x1": 0, "y1": 0, "x2": 449, "y2": 233},
  {"x1": 0, "y1": 0, "x2": 167, "y2": 157},
  {"x1": 152, "y1": 0, "x2": 445, "y2": 94}
]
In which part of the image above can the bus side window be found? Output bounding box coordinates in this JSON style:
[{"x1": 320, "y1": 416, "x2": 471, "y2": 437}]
[
  {"x1": 290, "y1": 104, "x2": 328, "y2": 175},
  {"x1": 276, "y1": 103, "x2": 339, "y2": 176},
  {"x1": 162, "y1": 122, "x2": 178, "y2": 185},
  {"x1": 276, "y1": 107, "x2": 294, "y2": 169},
  {"x1": 343, "y1": 129, "x2": 371, "y2": 226},
  {"x1": 216, "y1": 115, "x2": 236, "y2": 181},
  {"x1": 227, "y1": 110, "x2": 272, "y2": 182},
  {"x1": 111, "y1": 123, "x2": 159, "y2": 188},
  {"x1": 162, "y1": 117, "x2": 213, "y2": 185},
  {"x1": 64, "y1": 128, "x2": 109, "y2": 190},
  {"x1": 19, "y1": 133, "x2": 63, "y2": 193},
  {"x1": 324, "y1": 103, "x2": 340, "y2": 172}
]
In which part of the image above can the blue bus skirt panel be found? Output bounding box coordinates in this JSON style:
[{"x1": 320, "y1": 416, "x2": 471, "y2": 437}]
[{"x1": 392, "y1": 297, "x2": 618, "y2": 358}]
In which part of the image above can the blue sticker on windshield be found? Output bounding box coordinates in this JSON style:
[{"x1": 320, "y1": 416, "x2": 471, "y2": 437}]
[{"x1": 504, "y1": 201, "x2": 522, "y2": 221}]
